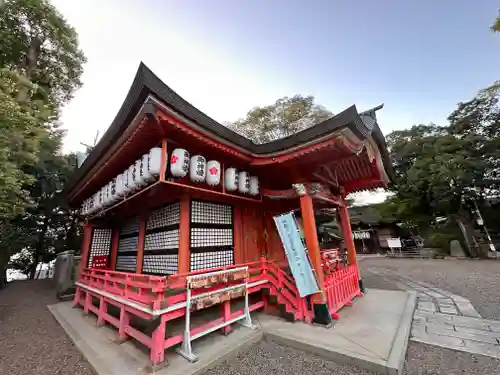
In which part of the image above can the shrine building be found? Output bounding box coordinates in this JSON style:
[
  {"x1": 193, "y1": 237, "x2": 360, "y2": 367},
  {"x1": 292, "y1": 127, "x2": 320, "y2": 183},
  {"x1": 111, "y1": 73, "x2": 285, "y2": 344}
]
[{"x1": 65, "y1": 62, "x2": 393, "y2": 365}]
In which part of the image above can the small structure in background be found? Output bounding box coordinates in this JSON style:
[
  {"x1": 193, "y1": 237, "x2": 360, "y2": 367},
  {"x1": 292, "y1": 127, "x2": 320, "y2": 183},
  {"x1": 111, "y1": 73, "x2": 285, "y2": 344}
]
[{"x1": 62, "y1": 63, "x2": 394, "y2": 366}]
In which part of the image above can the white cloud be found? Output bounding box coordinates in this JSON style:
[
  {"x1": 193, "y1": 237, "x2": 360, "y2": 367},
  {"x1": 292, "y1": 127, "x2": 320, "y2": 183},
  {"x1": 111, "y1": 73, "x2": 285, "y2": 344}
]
[{"x1": 348, "y1": 189, "x2": 393, "y2": 206}]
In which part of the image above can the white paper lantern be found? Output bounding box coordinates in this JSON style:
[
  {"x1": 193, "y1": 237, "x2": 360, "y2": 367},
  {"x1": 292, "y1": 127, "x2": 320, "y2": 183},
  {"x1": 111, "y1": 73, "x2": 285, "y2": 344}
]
[
  {"x1": 170, "y1": 148, "x2": 189, "y2": 178},
  {"x1": 107, "y1": 183, "x2": 113, "y2": 205},
  {"x1": 206, "y1": 160, "x2": 221, "y2": 186},
  {"x1": 122, "y1": 169, "x2": 131, "y2": 194},
  {"x1": 110, "y1": 177, "x2": 117, "y2": 203},
  {"x1": 116, "y1": 173, "x2": 124, "y2": 197},
  {"x1": 89, "y1": 194, "x2": 96, "y2": 214},
  {"x1": 141, "y1": 153, "x2": 153, "y2": 183},
  {"x1": 128, "y1": 165, "x2": 136, "y2": 192},
  {"x1": 148, "y1": 147, "x2": 162, "y2": 179},
  {"x1": 189, "y1": 155, "x2": 206, "y2": 183},
  {"x1": 93, "y1": 192, "x2": 101, "y2": 212},
  {"x1": 103, "y1": 185, "x2": 110, "y2": 206},
  {"x1": 99, "y1": 187, "x2": 105, "y2": 207},
  {"x1": 249, "y1": 176, "x2": 259, "y2": 196},
  {"x1": 238, "y1": 171, "x2": 250, "y2": 194},
  {"x1": 135, "y1": 158, "x2": 146, "y2": 188},
  {"x1": 225, "y1": 168, "x2": 238, "y2": 192}
]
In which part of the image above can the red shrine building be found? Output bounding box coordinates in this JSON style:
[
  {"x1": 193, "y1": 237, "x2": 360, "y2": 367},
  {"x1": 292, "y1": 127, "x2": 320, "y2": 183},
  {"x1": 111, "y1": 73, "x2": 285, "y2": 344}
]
[{"x1": 65, "y1": 63, "x2": 393, "y2": 365}]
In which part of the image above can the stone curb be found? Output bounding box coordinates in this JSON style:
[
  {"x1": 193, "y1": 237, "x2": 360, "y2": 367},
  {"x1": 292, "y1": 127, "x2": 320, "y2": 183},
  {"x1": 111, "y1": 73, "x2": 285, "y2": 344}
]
[{"x1": 387, "y1": 291, "x2": 417, "y2": 375}]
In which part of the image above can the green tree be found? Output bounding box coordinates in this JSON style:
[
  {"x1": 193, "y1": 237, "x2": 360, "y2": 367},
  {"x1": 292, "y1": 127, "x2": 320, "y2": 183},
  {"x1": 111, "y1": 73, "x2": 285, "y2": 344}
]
[
  {"x1": 491, "y1": 10, "x2": 500, "y2": 33},
  {"x1": 18, "y1": 133, "x2": 81, "y2": 278},
  {"x1": 0, "y1": 0, "x2": 86, "y2": 107},
  {"x1": 0, "y1": 0, "x2": 86, "y2": 285},
  {"x1": 228, "y1": 95, "x2": 332, "y2": 144},
  {"x1": 381, "y1": 92, "x2": 500, "y2": 256}
]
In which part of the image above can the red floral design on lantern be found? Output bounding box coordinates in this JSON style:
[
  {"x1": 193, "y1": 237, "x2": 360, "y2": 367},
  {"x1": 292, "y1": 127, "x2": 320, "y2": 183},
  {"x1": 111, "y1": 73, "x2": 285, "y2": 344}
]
[
  {"x1": 171, "y1": 155, "x2": 178, "y2": 164},
  {"x1": 209, "y1": 167, "x2": 218, "y2": 175}
]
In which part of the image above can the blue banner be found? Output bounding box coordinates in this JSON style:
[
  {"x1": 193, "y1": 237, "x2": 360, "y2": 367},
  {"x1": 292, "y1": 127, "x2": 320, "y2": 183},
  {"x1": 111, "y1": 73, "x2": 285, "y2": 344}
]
[{"x1": 273, "y1": 213, "x2": 319, "y2": 297}]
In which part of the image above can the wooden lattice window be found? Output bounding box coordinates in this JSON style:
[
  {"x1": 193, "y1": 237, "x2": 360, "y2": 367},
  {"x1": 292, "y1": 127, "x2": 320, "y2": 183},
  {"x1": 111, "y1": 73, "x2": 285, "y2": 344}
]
[
  {"x1": 190, "y1": 200, "x2": 234, "y2": 271},
  {"x1": 142, "y1": 202, "x2": 180, "y2": 275}
]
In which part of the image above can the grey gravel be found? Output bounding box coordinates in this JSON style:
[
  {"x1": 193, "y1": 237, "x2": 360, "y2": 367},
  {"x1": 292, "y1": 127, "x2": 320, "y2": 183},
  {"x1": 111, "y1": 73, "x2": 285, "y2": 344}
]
[
  {"x1": 0, "y1": 280, "x2": 94, "y2": 375},
  {"x1": 3, "y1": 260, "x2": 500, "y2": 375},
  {"x1": 204, "y1": 339, "x2": 376, "y2": 375},
  {"x1": 405, "y1": 341, "x2": 500, "y2": 375}
]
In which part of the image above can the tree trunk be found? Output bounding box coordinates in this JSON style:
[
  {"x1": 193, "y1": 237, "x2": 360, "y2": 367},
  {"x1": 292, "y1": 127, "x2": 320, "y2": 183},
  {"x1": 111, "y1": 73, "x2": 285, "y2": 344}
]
[
  {"x1": 17, "y1": 38, "x2": 42, "y2": 102},
  {"x1": 455, "y1": 216, "x2": 480, "y2": 258},
  {"x1": 30, "y1": 219, "x2": 48, "y2": 279},
  {"x1": 0, "y1": 264, "x2": 6, "y2": 289}
]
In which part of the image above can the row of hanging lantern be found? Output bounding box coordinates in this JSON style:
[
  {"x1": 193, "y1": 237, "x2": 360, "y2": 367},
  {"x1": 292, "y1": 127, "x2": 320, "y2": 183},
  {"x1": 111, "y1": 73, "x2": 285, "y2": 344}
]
[
  {"x1": 169, "y1": 148, "x2": 259, "y2": 195},
  {"x1": 80, "y1": 147, "x2": 260, "y2": 216},
  {"x1": 80, "y1": 147, "x2": 163, "y2": 216}
]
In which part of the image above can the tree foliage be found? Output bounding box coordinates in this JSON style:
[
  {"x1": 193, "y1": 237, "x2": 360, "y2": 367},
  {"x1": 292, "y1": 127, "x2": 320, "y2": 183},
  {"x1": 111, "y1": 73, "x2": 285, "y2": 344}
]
[
  {"x1": 491, "y1": 11, "x2": 500, "y2": 33},
  {"x1": 0, "y1": 0, "x2": 86, "y2": 283},
  {"x1": 228, "y1": 95, "x2": 332, "y2": 144},
  {"x1": 0, "y1": 68, "x2": 50, "y2": 219},
  {"x1": 0, "y1": 0, "x2": 86, "y2": 107},
  {"x1": 379, "y1": 91, "x2": 500, "y2": 255}
]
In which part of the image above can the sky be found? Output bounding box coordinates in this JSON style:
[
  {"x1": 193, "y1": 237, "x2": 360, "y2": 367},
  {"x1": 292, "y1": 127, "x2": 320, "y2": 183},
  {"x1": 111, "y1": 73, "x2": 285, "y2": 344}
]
[{"x1": 50, "y1": 0, "x2": 500, "y2": 204}]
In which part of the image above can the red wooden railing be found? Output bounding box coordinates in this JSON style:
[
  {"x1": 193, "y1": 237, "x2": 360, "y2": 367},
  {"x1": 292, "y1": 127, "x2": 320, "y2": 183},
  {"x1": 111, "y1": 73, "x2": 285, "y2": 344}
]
[
  {"x1": 74, "y1": 259, "x2": 359, "y2": 365},
  {"x1": 323, "y1": 264, "x2": 362, "y2": 319}
]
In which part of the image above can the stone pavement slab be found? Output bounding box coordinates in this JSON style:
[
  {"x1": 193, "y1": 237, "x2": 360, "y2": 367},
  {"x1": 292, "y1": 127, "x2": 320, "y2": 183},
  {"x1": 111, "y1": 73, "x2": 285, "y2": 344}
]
[
  {"x1": 410, "y1": 310, "x2": 500, "y2": 359},
  {"x1": 259, "y1": 289, "x2": 417, "y2": 375}
]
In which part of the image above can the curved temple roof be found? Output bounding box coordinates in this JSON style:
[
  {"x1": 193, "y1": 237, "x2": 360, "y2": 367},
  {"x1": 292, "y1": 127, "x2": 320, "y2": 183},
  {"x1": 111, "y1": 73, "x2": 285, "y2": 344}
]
[{"x1": 65, "y1": 62, "x2": 394, "y2": 198}]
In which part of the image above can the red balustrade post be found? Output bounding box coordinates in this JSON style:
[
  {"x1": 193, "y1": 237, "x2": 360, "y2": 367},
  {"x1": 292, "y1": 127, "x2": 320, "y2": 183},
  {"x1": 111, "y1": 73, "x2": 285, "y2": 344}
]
[
  {"x1": 150, "y1": 315, "x2": 166, "y2": 364},
  {"x1": 97, "y1": 296, "x2": 106, "y2": 326},
  {"x1": 220, "y1": 300, "x2": 232, "y2": 335},
  {"x1": 118, "y1": 307, "x2": 130, "y2": 343}
]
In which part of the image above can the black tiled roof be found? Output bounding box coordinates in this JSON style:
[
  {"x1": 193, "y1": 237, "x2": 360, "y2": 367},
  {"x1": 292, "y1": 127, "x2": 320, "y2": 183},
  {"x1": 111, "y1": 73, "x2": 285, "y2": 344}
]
[{"x1": 66, "y1": 62, "x2": 393, "y2": 195}]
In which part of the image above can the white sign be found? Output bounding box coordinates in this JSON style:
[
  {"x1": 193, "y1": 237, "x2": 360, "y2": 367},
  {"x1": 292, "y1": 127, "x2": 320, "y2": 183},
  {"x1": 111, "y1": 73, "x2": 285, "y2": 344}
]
[
  {"x1": 353, "y1": 231, "x2": 370, "y2": 240},
  {"x1": 387, "y1": 238, "x2": 402, "y2": 248}
]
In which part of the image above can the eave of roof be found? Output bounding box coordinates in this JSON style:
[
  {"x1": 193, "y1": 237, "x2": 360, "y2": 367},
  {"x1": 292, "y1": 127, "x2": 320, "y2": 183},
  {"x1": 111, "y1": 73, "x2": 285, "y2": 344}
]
[{"x1": 65, "y1": 62, "x2": 394, "y2": 196}]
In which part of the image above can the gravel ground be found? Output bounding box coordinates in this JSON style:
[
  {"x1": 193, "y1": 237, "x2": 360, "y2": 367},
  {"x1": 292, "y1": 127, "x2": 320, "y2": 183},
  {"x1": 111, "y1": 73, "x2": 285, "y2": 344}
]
[
  {"x1": 205, "y1": 339, "x2": 375, "y2": 375},
  {"x1": 360, "y1": 258, "x2": 500, "y2": 320},
  {"x1": 405, "y1": 341, "x2": 500, "y2": 375},
  {"x1": 0, "y1": 280, "x2": 94, "y2": 375},
  {"x1": 3, "y1": 260, "x2": 500, "y2": 375}
]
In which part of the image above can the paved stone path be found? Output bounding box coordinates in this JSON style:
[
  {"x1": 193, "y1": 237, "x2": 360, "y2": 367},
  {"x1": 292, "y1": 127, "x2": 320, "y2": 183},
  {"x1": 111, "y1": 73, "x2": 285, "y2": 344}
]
[{"x1": 365, "y1": 266, "x2": 500, "y2": 359}]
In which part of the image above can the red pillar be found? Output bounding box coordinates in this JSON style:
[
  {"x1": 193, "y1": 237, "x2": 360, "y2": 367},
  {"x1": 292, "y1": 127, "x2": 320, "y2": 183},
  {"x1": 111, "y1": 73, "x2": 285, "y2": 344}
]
[
  {"x1": 233, "y1": 206, "x2": 243, "y2": 264},
  {"x1": 136, "y1": 215, "x2": 147, "y2": 274},
  {"x1": 178, "y1": 195, "x2": 190, "y2": 273},
  {"x1": 159, "y1": 139, "x2": 167, "y2": 181},
  {"x1": 337, "y1": 202, "x2": 357, "y2": 268},
  {"x1": 299, "y1": 195, "x2": 325, "y2": 292},
  {"x1": 109, "y1": 228, "x2": 119, "y2": 271},
  {"x1": 299, "y1": 195, "x2": 332, "y2": 326},
  {"x1": 79, "y1": 224, "x2": 92, "y2": 277}
]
